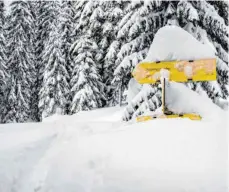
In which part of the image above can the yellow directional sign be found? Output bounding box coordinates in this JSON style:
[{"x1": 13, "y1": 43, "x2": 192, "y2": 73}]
[
  {"x1": 136, "y1": 113, "x2": 202, "y2": 122},
  {"x1": 132, "y1": 58, "x2": 216, "y2": 84}
]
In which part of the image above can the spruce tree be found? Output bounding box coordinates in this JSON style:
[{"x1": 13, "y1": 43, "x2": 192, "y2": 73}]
[
  {"x1": 164, "y1": 2, "x2": 179, "y2": 26},
  {"x1": 27, "y1": 1, "x2": 40, "y2": 122},
  {"x1": 93, "y1": 1, "x2": 123, "y2": 76},
  {"x1": 112, "y1": 1, "x2": 167, "y2": 106},
  {"x1": 69, "y1": 36, "x2": 105, "y2": 113},
  {"x1": 74, "y1": 1, "x2": 124, "y2": 107},
  {"x1": 123, "y1": 84, "x2": 161, "y2": 121},
  {"x1": 208, "y1": 1, "x2": 228, "y2": 25},
  {"x1": 39, "y1": 1, "x2": 69, "y2": 119},
  {"x1": 35, "y1": 1, "x2": 62, "y2": 120},
  {"x1": 0, "y1": 1, "x2": 7, "y2": 84},
  {"x1": 99, "y1": 1, "x2": 124, "y2": 106},
  {"x1": 177, "y1": 0, "x2": 228, "y2": 108},
  {"x1": 69, "y1": 0, "x2": 106, "y2": 113},
  {"x1": 3, "y1": 1, "x2": 36, "y2": 123},
  {"x1": 0, "y1": 0, "x2": 8, "y2": 122},
  {"x1": 60, "y1": 1, "x2": 75, "y2": 73},
  {"x1": 191, "y1": 1, "x2": 228, "y2": 104},
  {"x1": 70, "y1": 1, "x2": 87, "y2": 41},
  {"x1": 59, "y1": 1, "x2": 75, "y2": 114},
  {"x1": 76, "y1": 1, "x2": 106, "y2": 76}
]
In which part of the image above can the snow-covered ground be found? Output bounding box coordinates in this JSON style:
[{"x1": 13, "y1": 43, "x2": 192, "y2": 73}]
[
  {"x1": 0, "y1": 25, "x2": 227, "y2": 192},
  {"x1": 0, "y1": 103, "x2": 227, "y2": 192}
]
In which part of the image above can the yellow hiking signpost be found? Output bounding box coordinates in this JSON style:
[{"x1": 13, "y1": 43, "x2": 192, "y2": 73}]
[
  {"x1": 132, "y1": 58, "x2": 217, "y2": 122},
  {"x1": 132, "y1": 59, "x2": 216, "y2": 84}
]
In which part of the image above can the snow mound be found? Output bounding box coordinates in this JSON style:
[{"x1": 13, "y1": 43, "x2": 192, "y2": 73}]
[
  {"x1": 0, "y1": 107, "x2": 227, "y2": 192},
  {"x1": 165, "y1": 80, "x2": 225, "y2": 120},
  {"x1": 127, "y1": 78, "x2": 142, "y2": 103},
  {"x1": 144, "y1": 25, "x2": 216, "y2": 62}
]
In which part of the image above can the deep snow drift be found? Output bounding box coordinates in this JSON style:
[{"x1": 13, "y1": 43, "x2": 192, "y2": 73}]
[{"x1": 0, "y1": 105, "x2": 227, "y2": 192}]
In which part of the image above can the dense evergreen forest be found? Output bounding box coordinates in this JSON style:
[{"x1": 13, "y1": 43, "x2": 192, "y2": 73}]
[{"x1": 0, "y1": 0, "x2": 228, "y2": 123}]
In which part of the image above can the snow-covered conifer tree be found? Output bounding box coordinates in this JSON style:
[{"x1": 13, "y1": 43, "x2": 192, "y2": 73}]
[
  {"x1": 70, "y1": 1, "x2": 87, "y2": 40},
  {"x1": 58, "y1": 1, "x2": 75, "y2": 114},
  {"x1": 68, "y1": 0, "x2": 106, "y2": 113},
  {"x1": 208, "y1": 1, "x2": 228, "y2": 25},
  {"x1": 39, "y1": 1, "x2": 69, "y2": 119},
  {"x1": 97, "y1": 1, "x2": 124, "y2": 105},
  {"x1": 69, "y1": 36, "x2": 105, "y2": 113},
  {"x1": 191, "y1": 1, "x2": 228, "y2": 102},
  {"x1": 0, "y1": 0, "x2": 7, "y2": 85},
  {"x1": 0, "y1": 0, "x2": 8, "y2": 122},
  {"x1": 34, "y1": 1, "x2": 56, "y2": 74},
  {"x1": 112, "y1": 1, "x2": 166, "y2": 106},
  {"x1": 112, "y1": 1, "x2": 168, "y2": 120},
  {"x1": 123, "y1": 83, "x2": 161, "y2": 121},
  {"x1": 3, "y1": 1, "x2": 36, "y2": 123},
  {"x1": 177, "y1": 0, "x2": 228, "y2": 108},
  {"x1": 59, "y1": 1, "x2": 75, "y2": 75},
  {"x1": 34, "y1": 1, "x2": 63, "y2": 120},
  {"x1": 164, "y1": 2, "x2": 179, "y2": 26},
  {"x1": 75, "y1": 0, "x2": 98, "y2": 35},
  {"x1": 25, "y1": 1, "x2": 42, "y2": 121},
  {"x1": 94, "y1": 1, "x2": 123, "y2": 74}
]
